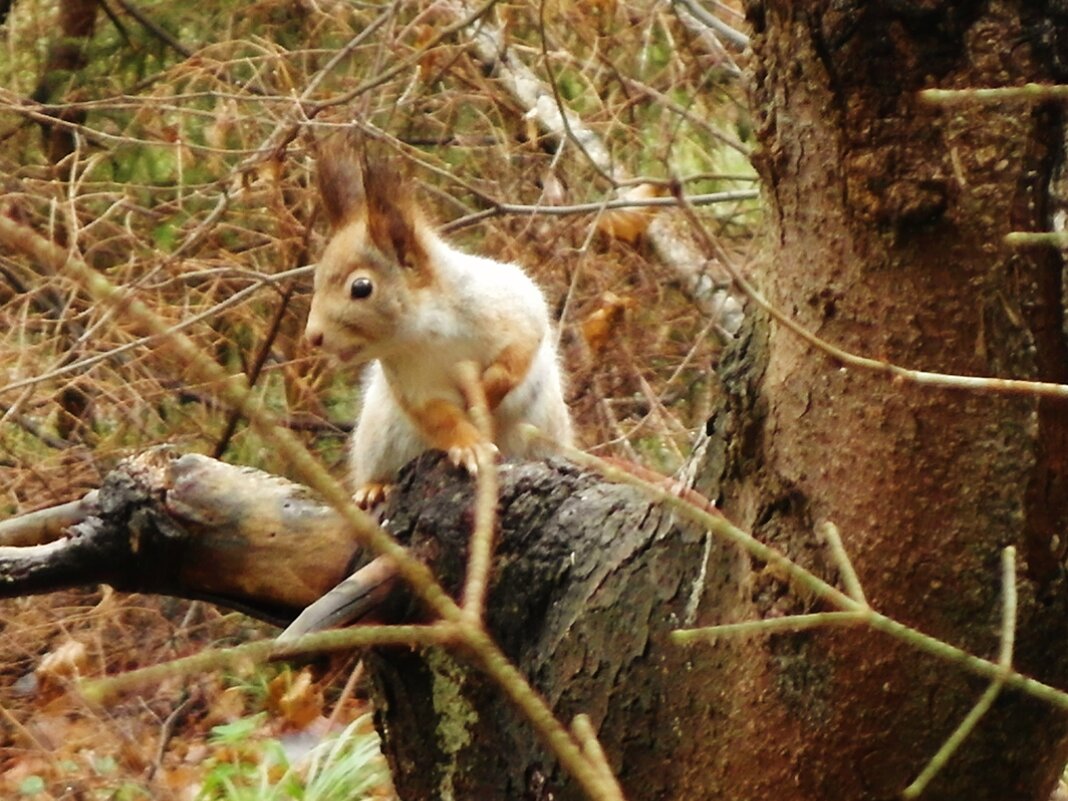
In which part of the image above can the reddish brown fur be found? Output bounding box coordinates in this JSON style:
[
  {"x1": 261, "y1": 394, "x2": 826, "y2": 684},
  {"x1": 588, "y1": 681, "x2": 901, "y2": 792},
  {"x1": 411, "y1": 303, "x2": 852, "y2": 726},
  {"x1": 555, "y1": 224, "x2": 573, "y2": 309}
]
[
  {"x1": 315, "y1": 137, "x2": 432, "y2": 285},
  {"x1": 400, "y1": 397, "x2": 485, "y2": 454},
  {"x1": 316, "y1": 139, "x2": 365, "y2": 229},
  {"x1": 482, "y1": 340, "x2": 539, "y2": 410},
  {"x1": 361, "y1": 163, "x2": 429, "y2": 278}
]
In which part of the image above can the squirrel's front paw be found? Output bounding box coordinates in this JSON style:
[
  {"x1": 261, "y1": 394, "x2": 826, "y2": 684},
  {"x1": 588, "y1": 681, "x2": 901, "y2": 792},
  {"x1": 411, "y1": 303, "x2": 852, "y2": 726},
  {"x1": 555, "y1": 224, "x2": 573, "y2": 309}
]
[
  {"x1": 353, "y1": 482, "x2": 392, "y2": 509},
  {"x1": 447, "y1": 440, "x2": 499, "y2": 475}
]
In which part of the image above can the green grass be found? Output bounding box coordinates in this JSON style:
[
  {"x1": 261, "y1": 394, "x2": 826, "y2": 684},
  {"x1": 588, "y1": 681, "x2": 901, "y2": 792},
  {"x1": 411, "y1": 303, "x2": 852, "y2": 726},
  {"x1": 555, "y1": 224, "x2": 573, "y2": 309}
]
[{"x1": 198, "y1": 714, "x2": 391, "y2": 801}]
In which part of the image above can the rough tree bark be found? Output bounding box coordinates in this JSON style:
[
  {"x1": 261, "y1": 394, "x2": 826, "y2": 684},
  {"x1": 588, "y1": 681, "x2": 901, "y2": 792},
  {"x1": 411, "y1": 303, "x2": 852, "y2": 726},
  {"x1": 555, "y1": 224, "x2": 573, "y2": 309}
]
[
  {"x1": 364, "y1": 454, "x2": 739, "y2": 800},
  {"x1": 691, "y1": 2, "x2": 1068, "y2": 799}
]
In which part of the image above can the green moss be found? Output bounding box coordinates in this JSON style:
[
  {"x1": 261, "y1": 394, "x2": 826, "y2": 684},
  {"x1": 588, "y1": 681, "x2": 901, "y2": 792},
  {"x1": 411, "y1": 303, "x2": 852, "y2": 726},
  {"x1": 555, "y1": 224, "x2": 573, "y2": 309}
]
[{"x1": 427, "y1": 648, "x2": 479, "y2": 801}]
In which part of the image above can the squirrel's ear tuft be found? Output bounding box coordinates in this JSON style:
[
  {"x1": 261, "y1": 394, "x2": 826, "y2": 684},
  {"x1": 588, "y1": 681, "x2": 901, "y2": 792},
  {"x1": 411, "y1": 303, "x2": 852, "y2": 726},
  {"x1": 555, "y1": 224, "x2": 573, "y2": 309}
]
[
  {"x1": 315, "y1": 136, "x2": 365, "y2": 229},
  {"x1": 362, "y1": 162, "x2": 430, "y2": 276}
]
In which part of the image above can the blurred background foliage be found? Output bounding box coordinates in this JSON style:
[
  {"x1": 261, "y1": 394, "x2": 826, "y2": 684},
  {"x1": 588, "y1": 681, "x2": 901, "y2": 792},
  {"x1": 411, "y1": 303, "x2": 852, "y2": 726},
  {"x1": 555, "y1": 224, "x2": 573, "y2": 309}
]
[{"x1": 0, "y1": 0, "x2": 756, "y2": 797}]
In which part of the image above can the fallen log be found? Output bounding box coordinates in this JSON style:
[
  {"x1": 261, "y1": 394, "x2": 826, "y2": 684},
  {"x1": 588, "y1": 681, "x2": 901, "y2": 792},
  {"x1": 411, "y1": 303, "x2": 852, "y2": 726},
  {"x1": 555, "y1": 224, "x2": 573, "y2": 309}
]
[{"x1": 0, "y1": 447, "x2": 361, "y2": 621}]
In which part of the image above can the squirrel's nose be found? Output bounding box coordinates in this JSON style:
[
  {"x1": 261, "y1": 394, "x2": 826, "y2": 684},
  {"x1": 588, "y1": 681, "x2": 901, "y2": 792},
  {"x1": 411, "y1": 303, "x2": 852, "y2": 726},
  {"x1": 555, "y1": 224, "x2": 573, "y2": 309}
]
[{"x1": 306, "y1": 329, "x2": 324, "y2": 348}]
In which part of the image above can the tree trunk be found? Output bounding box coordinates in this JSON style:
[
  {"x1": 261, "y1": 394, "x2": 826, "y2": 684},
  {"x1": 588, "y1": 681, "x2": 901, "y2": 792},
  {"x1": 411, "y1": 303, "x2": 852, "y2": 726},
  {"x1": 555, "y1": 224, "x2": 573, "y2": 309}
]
[{"x1": 690, "y1": 2, "x2": 1068, "y2": 799}]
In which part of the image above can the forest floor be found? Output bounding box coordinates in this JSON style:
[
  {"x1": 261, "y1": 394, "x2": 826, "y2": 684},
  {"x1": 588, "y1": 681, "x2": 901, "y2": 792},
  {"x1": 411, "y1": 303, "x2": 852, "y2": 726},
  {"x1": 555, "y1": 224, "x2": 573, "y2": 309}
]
[{"x1": 1, "y1": 589, "x2": 393, "y2": 800}]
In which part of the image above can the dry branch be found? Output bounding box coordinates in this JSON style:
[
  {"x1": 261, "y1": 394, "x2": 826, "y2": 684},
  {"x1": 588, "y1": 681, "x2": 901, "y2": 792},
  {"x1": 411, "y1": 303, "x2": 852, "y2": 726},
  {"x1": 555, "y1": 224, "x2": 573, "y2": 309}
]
[
  {"x1": 671, "y1": 0, "x2": 748, "y2": 75},
  {"x1": 0, "y1": 448, "x2": 359, "y2": 619},
  {"x1": 447, "y1": 0, "x2": 745, "y2": 335}
]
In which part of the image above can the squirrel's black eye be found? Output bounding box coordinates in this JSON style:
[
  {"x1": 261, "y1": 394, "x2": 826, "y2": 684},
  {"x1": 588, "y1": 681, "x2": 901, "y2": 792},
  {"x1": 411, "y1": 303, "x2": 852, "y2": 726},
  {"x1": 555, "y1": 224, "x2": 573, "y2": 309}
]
[{"x1": 350, "y1": 277, "x2": 373, "y2": 300}]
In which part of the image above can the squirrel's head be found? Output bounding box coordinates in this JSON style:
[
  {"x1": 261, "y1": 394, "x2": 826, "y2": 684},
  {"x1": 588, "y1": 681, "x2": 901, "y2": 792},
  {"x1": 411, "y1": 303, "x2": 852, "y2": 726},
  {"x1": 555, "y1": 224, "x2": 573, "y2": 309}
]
[{"x1": 305, "y1": 138, "x2": 433, "y2": 364}]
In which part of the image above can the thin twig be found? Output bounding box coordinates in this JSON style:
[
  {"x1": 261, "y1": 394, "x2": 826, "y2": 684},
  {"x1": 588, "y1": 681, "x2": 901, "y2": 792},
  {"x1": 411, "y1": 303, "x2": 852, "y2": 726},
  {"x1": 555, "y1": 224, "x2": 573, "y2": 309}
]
[
  {"x1": 671, "y1": 0, "x2": 750, "y2": 50},
  {"x1": 303, "y1": 8, "x2": 396, "y2": 98},
  {"x1": 81, "y1": 624, "x2": 458, "y2": 703},
  {"x1": 456, "y1": 362, "x2": 499, "y2": 623},
  {"x1": 618, "y1": 76, "x2": 749, "y2": 155},
  {"x1": 0, "y1": 701, "x2": 60, "y2": 766},
  {"x1": 0, "y1": 492, "x2": 97, "y2": 546},
  {"x1": 110, "y1": 0, "x2": 194, "y2": 58},
  {"x1": 147, "y1": 693, "x2": 193, "y2": 780},
  {"x1": 1004, "y1": 231, "x2": 1068, "y2": 247},
  {"x1": 672, "y1": 186, "x2": 1068, "y2": 401},
  {"x1": 0, "y1": 265, "x2": 313, "y2": 398},
  {"x1": 212, "y1": 279, "x2": 297, "y2": 459},
  {"x1": 817, "y1": 521, "x2": 867, "y2": 605},
  {"x1": 535, "y1": 0, "x2": 616, "y2": 185},
  {"x1": 442, "y1": 190, "x2": 759, "y2": 233},
  {"x1": 673, "y1": 612, "x2": 866, "y2": 641},
  {"x1": 901, "y1": 547, "x2": 1017, "y2": 799},
  {"x1": 325, "y1": 660, "x2": 365, "y2": 734},
  {"x1": 307, "y1": 0, "x2": 501, "y2": 116},
  {"x1": 921, "y1": 84, "x2": 1068, "y2": 105},
  {"x1": 0, "y1": 402, "x2": 74, "y2": 451},
  {"x1": 572, "y1": 714, "x2": 626, "y2": 801}
]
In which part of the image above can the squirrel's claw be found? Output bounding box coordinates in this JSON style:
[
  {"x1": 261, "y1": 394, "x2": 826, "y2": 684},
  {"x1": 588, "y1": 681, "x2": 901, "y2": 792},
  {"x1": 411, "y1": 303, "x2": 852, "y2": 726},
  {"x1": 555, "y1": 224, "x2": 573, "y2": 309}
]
[
  {"x1": 447, "y1": 441, "x2": 499, "y2": 475},
  {"x1": 353, "y1": 482, "x2": 392, "y2": 509}
]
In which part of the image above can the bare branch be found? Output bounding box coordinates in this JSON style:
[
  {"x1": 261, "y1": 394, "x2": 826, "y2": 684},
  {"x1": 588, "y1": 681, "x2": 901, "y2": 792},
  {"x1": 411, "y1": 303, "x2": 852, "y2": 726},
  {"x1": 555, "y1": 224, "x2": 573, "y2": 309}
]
[
  {"x1": 817, "y1": 520, "x2": 867, "y2": 605},
  {"x1": 921, "y1": 83, "x2": 1068, "y2": 105},
  {"x1": 671, "y1": 0, "x2": 750, "y2": 51},
  {"x1": 901, "y1": 547, "x2": 1018, "y2": 798},
  {"x1": 110, "y1": 0, "x2": 194, "y2": 58},
  {"x1": 456, "y1": 362, "x2": 499, "y2": 623},
  {"x1": 0, "y1": 493, "x2": 97, "y2": 547},
  {"x1": 674, "y1": 187, "x2": 1068, "y2": 401},
  {"x1": 445, "y1": 0, "x2": 746, "y2": 336}
]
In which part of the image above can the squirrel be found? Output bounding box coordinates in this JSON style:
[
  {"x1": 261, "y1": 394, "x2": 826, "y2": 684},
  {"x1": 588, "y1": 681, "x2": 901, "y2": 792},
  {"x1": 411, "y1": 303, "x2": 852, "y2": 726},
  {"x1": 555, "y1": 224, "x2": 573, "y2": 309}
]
[{"x1": 304, "y1": 141, "x2": 574, "y2": 508}]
